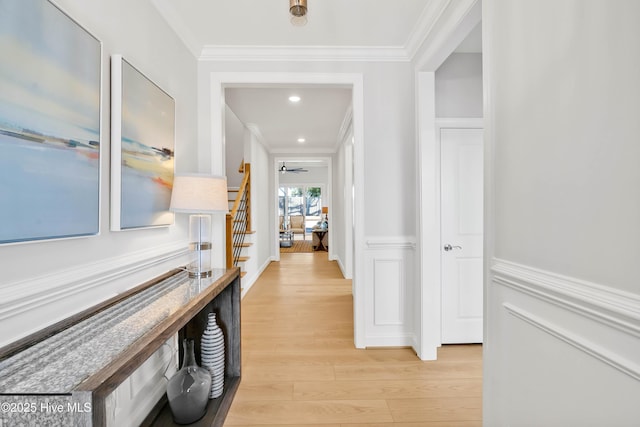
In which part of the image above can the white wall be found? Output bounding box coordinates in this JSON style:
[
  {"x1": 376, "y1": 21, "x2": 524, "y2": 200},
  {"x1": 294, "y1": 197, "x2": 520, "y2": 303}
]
[
  {"x1": 199, "y1": 61, "x2": 418, "y2": 347},
  {"x1": 251, "y1": 135, "x2": 272, "y2": 278},
  {"x1": 435, "y1": 53, "x2": 483, "y2": 118},
  {"x1": 240, "y1": 128, "x2": 272, "y2": 295},
  {"x1": 224, "y1": 105, "x2": 245, "y2": 187},
  {"x1": 0, "y1": 0, "x2": 197, "y2": 347},
  {"x1": 331, "y1": 123, "x2": 354, "y2": 279},
  {"x1": 279, "y1": 166, "x2": 328, "y2": 186},
  {"x1": 199, "y1": 61, "x2": 416, "y2": 237},
  {"x1": 334, "y1": 141, "x2": 346, "y2": 275},
  {"x1": 484, "y1": 0, "x2": 640, "y2": 425}
]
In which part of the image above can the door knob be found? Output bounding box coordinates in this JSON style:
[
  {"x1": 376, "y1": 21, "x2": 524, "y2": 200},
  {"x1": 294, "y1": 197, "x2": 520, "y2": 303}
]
[{"x1": 444, "y1": 244, "x2": 462, "y2": 251}]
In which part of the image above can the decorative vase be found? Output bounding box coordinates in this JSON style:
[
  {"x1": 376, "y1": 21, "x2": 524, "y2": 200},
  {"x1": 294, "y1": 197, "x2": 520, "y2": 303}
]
[
  {"x1": 201, "y1": 312, "x2": 225, "y2": 398},
  {"x1": 167, "y1": 338, "x2": 211, "y2": 424}
]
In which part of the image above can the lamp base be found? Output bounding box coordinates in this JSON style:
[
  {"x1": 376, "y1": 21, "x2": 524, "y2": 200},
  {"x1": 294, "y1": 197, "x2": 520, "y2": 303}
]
[
  {"x1": 188, "y1": 270, "x2": 212, "y2": 279},
  {"x1": 188, "y1": 215, "x2": 213, "y2": 280}
]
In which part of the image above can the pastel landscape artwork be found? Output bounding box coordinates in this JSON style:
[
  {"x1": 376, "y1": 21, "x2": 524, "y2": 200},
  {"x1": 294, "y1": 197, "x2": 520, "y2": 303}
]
[
  {"x1": 0, "y1": 0, "x2": 101, "y2": 243},
  {"x1": 118, "y1": 59, "x2": 175, "y2": 229}
]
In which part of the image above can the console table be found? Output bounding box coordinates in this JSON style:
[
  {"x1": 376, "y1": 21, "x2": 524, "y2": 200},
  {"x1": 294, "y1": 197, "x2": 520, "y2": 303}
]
[{"x1": 0, "y1": 268, "x2": 241, "y2": 427}]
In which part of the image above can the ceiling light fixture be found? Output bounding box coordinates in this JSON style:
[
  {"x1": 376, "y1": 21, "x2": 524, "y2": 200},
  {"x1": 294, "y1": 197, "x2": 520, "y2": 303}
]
[
  {"x1": 297, "y1": 138, "x2": 306, "y2": 143},
  {"x1": 289, "y1": 0, "x2": 308, "y2": 26},
  {"x1": 288, "y1": 95, "x2": 301, "y2": 103}
]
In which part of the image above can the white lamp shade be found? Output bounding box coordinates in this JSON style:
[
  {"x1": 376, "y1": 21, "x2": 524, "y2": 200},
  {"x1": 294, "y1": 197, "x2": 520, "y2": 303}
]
[{"x1": 170, "y1": 174, "x2": 228, "y2": 214}]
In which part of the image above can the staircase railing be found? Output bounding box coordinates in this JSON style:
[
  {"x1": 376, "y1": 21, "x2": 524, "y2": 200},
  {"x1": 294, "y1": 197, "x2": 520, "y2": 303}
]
[{"x1": 226, "y1": 163, "x2": 251, "y2": 269}]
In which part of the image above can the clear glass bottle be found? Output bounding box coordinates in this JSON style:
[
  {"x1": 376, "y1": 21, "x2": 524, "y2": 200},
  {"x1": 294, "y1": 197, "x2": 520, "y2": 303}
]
[{"x1": 167, "y1": 338, "x2": 211, "y2": 424}]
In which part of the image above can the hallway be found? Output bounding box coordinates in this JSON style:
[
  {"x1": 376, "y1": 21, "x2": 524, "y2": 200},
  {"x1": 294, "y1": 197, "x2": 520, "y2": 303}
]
[{"x1": 225, "y1": 253, "x2": 482, "y2": 426}]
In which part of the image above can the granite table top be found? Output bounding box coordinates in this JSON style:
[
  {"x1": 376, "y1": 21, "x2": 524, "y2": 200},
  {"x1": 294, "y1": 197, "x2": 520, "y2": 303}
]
[{"x1": 0, "y1": 269, "x2": 229, "y2": 394}]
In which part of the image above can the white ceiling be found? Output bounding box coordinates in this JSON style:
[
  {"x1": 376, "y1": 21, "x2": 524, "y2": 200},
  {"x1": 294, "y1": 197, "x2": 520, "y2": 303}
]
[
  {"x1": 151, "y1": 0, "x2": 481, "y2": 155},
  {"x1": 225, "y1": 87, "x2": 352, "y2": 154},
  {"x1": 152, "y1": 0, "x2": 443, "y2": 55}
]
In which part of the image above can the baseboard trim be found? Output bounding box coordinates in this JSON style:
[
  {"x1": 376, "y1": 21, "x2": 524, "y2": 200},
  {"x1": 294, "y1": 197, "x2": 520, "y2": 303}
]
[
  {"x1": 492, "y1": 258, "x2": 640, "y2": 338},
  {"x1": 504, "y1": 302, "x2": 640, "y2": 381},
  {"x1": 335, "y1": 256, "x2": 352, "y2": 280},
  {"x1": 241, "y1": 257, "x2": 272, "y2": 299},
  {"x1": 365, "y1": 334, "x2": 414, "y2": 348}
]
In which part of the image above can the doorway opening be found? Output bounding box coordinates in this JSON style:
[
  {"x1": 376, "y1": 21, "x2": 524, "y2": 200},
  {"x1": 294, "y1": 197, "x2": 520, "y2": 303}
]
[
  {"x1": 279, "y1": 183, "x2": 325, "y2": 251},
  {"x1": 210, "y1": 72, "x2": 365, "y2": 347}
]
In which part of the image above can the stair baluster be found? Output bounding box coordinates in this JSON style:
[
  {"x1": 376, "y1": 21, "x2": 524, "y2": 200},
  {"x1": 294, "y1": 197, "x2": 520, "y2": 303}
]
[{"x1": 226, "y1": 164, "x2": 251, "y2": 274}]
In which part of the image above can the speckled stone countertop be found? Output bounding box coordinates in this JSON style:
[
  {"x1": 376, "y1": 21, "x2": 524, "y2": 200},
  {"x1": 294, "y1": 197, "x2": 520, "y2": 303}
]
[{"x1": 0, "y1": 269, "x2": 228, "y2": 394}]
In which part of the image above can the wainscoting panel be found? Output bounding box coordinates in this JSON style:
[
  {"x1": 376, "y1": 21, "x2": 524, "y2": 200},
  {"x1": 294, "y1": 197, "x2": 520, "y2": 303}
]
[
  {"x1": 373, "y1": 259, "x2": 404, "y2": 326},
  {"x1": 364, "y1": 237, "x2": 416, "y2": 347},
  {"x1": 487, "y1": 258, "x2": 640, "y2": 425}
]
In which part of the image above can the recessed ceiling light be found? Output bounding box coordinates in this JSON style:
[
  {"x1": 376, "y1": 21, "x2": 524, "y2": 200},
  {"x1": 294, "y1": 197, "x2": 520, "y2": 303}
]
[
  {"x1": 297, "y1": 138, "x2": 306, "y2": 143},
  {"x1": 289, "y1": 95, "x2": 301, "y2": 103}
]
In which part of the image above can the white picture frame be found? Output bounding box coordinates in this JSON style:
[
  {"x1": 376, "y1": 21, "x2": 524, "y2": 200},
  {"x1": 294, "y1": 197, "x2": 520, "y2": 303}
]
[{"x1": 110, "y1": 55, "x2": 175, "y2": 231}]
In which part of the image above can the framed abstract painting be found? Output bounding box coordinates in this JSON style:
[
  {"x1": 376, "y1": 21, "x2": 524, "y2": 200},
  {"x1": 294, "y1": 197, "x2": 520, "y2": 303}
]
[
  {"x1": 0, "y1": 0, "x2": 102, "y2": 244},
  {"x1": 111, "y1": 55, "x2": 175, "y2": 230}
]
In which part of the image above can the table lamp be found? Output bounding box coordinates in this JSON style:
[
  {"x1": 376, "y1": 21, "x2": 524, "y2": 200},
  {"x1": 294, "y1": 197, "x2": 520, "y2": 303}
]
[
  {"x1": 321, "y1": 206, "x2": 328, "y2": 228},
  {"x1": 170, "y1": 174, "x2": 228, "y2": 278}
]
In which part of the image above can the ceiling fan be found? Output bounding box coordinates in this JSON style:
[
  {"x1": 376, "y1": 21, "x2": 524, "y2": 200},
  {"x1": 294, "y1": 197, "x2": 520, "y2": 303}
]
[{"x1": 279, "y1": 162, "x2": 308, "y2": 174}]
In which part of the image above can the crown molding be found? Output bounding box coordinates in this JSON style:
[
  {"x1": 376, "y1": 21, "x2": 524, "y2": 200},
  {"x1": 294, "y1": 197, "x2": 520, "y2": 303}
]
[
  {"x1": 152, "y1": 0, "x2": 478, "y2": 64},
  {"x1": 197, "y1": 0, "x2": 465, "y2": 62},
  {"x1": 404, "y1": 0, "x2": 453, "y2": 59},
  {"x1": 413, "y1": 0, "x2": 481, "y2": 71},
  {"x1": 199, "y1": 45, "x2": 410, "y2": 62},
  {"x1": 151, "y1": 0, "x2": 202, "y2": 58}
]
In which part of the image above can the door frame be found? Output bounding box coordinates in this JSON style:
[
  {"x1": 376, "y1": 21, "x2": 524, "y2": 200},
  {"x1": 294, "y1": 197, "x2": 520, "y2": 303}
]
[
  {"x1": 207, "y1": 72, "x2": 366, "y2": 348},
  {"x1": 414, "y1": 0, "x2": 482, "y2": 360},
  {"x1": 273, "y1": 157, "x2": 332, "y2": 262},
  {"x1": 439, "y1": 125, "x2": 484, "y2": 343},
  {"x1": 417, "y1": 113, "x2": 483, "y2": 359}
]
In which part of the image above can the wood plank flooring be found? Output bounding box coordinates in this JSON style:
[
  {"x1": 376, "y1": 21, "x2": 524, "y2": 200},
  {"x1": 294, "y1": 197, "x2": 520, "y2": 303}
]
[{"x1": 225, "y1": 252, "x2": 482, "y2": 426}]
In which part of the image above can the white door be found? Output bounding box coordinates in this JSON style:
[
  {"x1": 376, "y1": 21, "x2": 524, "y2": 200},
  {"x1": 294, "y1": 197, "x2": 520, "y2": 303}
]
[{"x1": 441, "y1": 128, "x2": 483, "y2": 343}]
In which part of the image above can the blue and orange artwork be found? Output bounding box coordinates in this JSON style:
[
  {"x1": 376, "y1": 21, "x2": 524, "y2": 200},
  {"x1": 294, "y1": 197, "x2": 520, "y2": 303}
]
[
  {"x1": 117, "y1": 58, "x2": 175, "y2": 229},
  {"x1": 0, "y1": 0, "x2": 101, "y2": 243}
]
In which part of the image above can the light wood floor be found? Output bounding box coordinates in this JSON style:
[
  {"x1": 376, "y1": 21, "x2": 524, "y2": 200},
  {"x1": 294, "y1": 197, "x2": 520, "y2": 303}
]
[{"x1": 225, "y1": 252, "x2": 482, "y2": 426}]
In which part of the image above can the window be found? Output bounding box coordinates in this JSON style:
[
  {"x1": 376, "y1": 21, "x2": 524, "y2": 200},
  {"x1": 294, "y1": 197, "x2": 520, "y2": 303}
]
[{"x1": 279, "y1": 185, "x2": 323, "y2": 232}]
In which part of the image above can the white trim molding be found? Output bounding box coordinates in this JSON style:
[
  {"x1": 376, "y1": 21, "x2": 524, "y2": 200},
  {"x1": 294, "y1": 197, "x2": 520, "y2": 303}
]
[
  {"x1": 486, "y1": 258, "x2": 640, "y2": 425},
  {"x1": 364, "y1": 237, "x2": 416, "y2": 349},
  {"x1": 0, "y1": 242, "x2": 190, "y2": 347},
  {"x1": 504, "y1": 303, "x2": 640, "y2": 382},
  {"x1": 152, "y1": 0, "x2": 480, "y2": 64},
  {"x1": 335, "y1": 105, "x2": 354, "y2": 153},
  {"x1": 200, "y1": 45, "x2": 410, "y2": 63},
  {"x1": 207, "y1": 71, "x2": 366, "y2": 348},
  {"x1": 150, "y1": 0, "x2": 202, "y2": 58},
  {"x1": 492, "y1": 258, "x2": 640, "y2": 338},
  {"x1": 0, "y1": 242, "x2": 189, "y2": 323},
  {"x1": 241, "y1": 256, "x2": 273, "y2": 300},
  {"x1": 436, "y1": 117, "x2": 484, "y2": 128},
  {"x1": 366, "y1": 237, "x2": 417, "y2": 250},
  {"x1": 413, "y1": 0, "x2": 481, "y2": 71}
]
